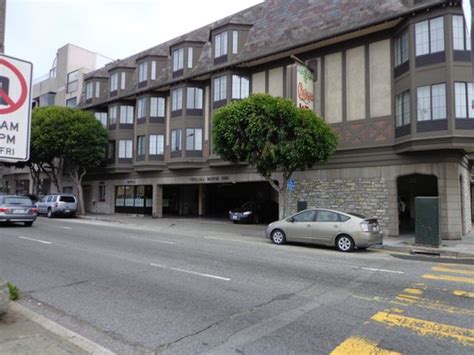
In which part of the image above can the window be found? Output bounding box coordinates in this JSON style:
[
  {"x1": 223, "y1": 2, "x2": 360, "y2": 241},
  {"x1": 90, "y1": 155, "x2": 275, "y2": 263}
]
[
  {"x1": 95, "y1": 82, "x2": 100, "y2": 98},
  {"x1": 232, "y1": 75, "x2": 250, "y2": 99},
  {"x1": 107, "y1": 141, "x2": 115, "y2": 160},
  {"x1": 415, "y1": 17, "x2": 445, "y2": 56},
  {"x1": 136, "y1": 135, "x2": 146, "y2": 156},
  {"x1": 316, "y1": 210, "x2": 340, "y2": 222},
  {"x1": 213, "y1": 76, "x2": 227, "y2": 101},
  {"x1": 94, "y1": 112, "x2": 107, "y2": 127},
  {"x1": 120, "y1": 72, "x2": 126, "y2": 90},
  {"x1": 109, "y1": 106, "x2": 118, "y2": 124},
  {"x1": 67, "y1": 71, "x2": 79, "y2": 93},
  {"x1": 394, "y1": 31, "x2": 409, "y2": 66},
  {"x1": 292, "y1": 210, "x2": 316, "y2": 222},
  {"x1": 417, "y1": 83, "x2": 446, "y2": 121},
  {"x1": 86, "y1": 82, "x2": 93, "y2": 100},
  {"x1": 120, "y1": 105, "x2": 134, "y2": 124},
  {"x1": 453, "y1": 15, "x2": 471, "y2": 51},
  {"x1": 110, "y1": 72, "x2": 118, "y2": 91},
  {"x1": 149, "y1": 134, "x2": 164, "y2": 155},
  {"x1": 118, "y1": 140, "x2": 133, "y2": 158},
  {"x1": 232, "y1": 30, "x2": 239, "y2": 54},
  {"x1": 214, "y1": 32, "x2": 228, "y2": 58},
  {"x1": 186, "y1": 128, "x2": 202, "y2": 151},
  {"x1": 150, "y1": 97, "x2": 165, "y2": 117},
  {"x1": 66, "y1": 97, "x2": 77, "y2": 108},
  {"x1": 395, "y1": 91, "x2": 410, "y2": 127},
  {"x1": 454, "y1": 82, "x2": 474, "y2": 118},
  {"x1": 171, "y1": 88, "x2": 183, "y2": 111},
  {"x1": 186, "y1": 87, "x2": 203, "y2": 109},
  {"x1": 138, "y1": 62, "x2": 147, "y2": 83},
  {"x1": 151, "y1": 61, "x2": 157, "y2": 80},
  {"x1": 137, "y1": 97, "x2": 147, "y2": 118},
  {"x1": 98, "y1": 186, "x2": 106, "y2": 202},
  {"x1": 171, "y1": 129, "x2": 182, "y2": 152},
  {"x1": 187, "y1": 47, "x2": 193, "y2": 69},
  {"x1": 173, "y1": 48, "x2": 184, "y2": 72}
]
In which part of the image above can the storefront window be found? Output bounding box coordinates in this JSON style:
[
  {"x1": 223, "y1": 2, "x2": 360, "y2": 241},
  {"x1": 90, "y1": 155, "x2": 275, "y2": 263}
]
[
  {"x1": 125, "y1": 186, "x2": 134, "y2": 206},
  {"x1": 115, "y1": 186, "x2": 125, "y2": 206},
  {"x1": 135, "y1": 186, "x2": 145, "y2": 207}
]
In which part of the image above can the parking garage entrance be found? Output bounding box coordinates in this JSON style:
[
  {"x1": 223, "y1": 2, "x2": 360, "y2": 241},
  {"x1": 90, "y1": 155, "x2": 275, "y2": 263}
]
[
  {"x1": 162, "y1": 181, "x2": 279, "y2": 220},
  {"x1": 397, "y1": 174, "x2": 438, "y2": 233}
]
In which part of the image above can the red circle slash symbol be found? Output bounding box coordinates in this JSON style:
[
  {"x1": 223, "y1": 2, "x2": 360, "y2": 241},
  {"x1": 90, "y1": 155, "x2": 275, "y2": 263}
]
[{"x1": 0, "y1": 59, "x2": 28, "y2": 114}]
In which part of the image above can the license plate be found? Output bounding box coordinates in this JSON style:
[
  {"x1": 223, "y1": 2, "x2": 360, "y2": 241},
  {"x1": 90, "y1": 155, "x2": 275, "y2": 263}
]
[
  {"x1": 65, "y1": 209, "x2": 70, "y2": 213},
  {"x1": 13, "y1": 209, "x2": 27, "y2": 214},
  {"x1": 231, "y1": 216, "x2": 238, "y2": 220}
]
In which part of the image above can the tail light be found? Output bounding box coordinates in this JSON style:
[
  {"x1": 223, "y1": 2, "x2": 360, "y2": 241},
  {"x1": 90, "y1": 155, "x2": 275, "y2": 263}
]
[
  {"x1": 31, "y1": 208, "x2": 38, "y2": 214},
  {"x1": 0, "y1": 207, "x2": 8, "y2": 213}
]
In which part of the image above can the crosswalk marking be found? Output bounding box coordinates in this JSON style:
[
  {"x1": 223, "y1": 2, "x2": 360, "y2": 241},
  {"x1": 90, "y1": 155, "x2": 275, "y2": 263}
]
[
  {"x1": 330, "y1": 336, "x2": 401, "y2": 355},
  {"x1": 403, "y1": 288, "x2": 423, "y2": 295},
  {"x1": 395, "y1": 294, "x2": 474, "y2": 316},
  {"x1": 371, "y1": 310, "x2": 474, "y2": 346},
  {"x1": 422, "y1": 274, "x2": 474, "y2": 284},
  {"x1": 432, "y1": 266, "x2": 474, "y2": 276},
  {"x1": 452, "y1": 290, "x2": 474, "y2": 299}
]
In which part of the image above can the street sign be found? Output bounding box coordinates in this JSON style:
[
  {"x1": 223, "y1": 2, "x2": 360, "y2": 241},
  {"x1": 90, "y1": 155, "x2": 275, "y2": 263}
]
[
  {"x1": 287, "y1": 178, "x2": 295, "y2": 192},
  {"x1": 463, "y1": 0, "x2": 472, "y2": 35},
  {"x1": 0, "y1": 54, "x2": 32, "y2": 162}
]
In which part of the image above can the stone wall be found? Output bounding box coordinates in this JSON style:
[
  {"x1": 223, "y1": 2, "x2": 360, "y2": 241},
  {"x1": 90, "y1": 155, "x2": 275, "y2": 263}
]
[
  {"x1": 460, "y1": 165, "x2": 472, "y2": 236},
  {"x1": 0, "y1": 276, "x2": 9, "y2": 317},
  {"x1": 288, "y1": 177, "x2": 390, "y2": 233}
]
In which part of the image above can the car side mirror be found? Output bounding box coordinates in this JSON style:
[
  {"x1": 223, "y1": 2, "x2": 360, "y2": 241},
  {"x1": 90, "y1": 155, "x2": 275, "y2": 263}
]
[{"x1": 287, "y1": 217, "x2": 294, "y2": 223}]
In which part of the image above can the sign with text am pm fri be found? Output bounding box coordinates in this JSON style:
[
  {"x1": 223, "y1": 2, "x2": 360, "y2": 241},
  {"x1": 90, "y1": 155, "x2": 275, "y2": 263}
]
[{"x1": 0, "y1": 54, "x2": 33, "y2": 162}]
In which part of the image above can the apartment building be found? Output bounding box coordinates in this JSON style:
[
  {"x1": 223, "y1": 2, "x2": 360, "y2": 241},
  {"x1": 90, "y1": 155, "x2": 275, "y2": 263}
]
[
  {"x1": 0, "y1": 43, "x2": 109, "y2": 195},
  {"x1": 81, "y1": 0, "x2": 473, "y2": 240}
]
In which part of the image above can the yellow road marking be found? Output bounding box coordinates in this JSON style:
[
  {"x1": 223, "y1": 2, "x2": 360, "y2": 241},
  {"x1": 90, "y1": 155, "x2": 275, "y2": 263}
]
[
  {"x1": 423, "y1": 274, "x2": 474, "y2": 284},
  {"x1": 330, "y1": 336, "x2": 401, "y2": 355},
  {"x1": 371, "y1": 310, "x2": 474, "y2": 346},
  {"x1": 395, "y1": 295, "x2": 474, "y2": 316},
  {"x1": 452, "y1": 290, "x2": 474, "y2": 299},
  {"x1": 404, "y1": 288, "x2": 423, "y2": 295},
  {"x1": 432, "y1": 266, "x2": 474, "y2": 276}
]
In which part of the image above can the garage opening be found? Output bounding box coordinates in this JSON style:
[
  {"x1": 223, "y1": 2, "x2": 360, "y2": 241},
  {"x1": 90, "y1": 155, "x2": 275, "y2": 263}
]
[
  {"x1": 397, "y1": 174, "x2": 438, "y2": 234},
  {"x1": 163, "y1": 185, "x2": 199, "y2": 216}
]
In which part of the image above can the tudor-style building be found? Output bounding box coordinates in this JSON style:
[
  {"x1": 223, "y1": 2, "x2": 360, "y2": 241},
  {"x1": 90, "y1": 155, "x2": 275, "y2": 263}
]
[{"x1": 81, "y1": 0, "x2": 473, "y2": 240}]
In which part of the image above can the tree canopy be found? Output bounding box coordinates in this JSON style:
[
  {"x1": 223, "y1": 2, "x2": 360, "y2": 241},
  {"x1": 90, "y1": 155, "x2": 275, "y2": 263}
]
[{"x1": 212, "y1": 94, "x2": 338, "y2": 217}]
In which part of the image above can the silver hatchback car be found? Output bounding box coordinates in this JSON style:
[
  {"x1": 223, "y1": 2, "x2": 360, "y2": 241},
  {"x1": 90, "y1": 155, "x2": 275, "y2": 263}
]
[
  {"x1": 0, "y1": 195, "x2": 38, "y2": 226},
  {"x1": 36, "y1": 194, "x2": 78, "y2": 218},
  {"x1": 265, "y1": 209, "x2": 383, "y2": 252}
]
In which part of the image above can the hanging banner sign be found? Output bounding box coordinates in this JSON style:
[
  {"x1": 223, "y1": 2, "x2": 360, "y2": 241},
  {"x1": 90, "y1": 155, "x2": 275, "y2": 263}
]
[{"x1": 296, "y1": 63, "x2": 314, "y2": 109}]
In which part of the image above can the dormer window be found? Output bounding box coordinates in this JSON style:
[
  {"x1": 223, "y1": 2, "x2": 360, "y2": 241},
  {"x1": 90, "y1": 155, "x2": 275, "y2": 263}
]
[
  {"x1": 173, "y1": 48, "x2": 184, "y2": 72},
  {"x1": 151, "y1": 61, "x2": 157, "y2": 80},
  {"x1": 214, "y1": 32, "x2": 228, "y2": 58},
  {"x1": 138, "y1": 62, "x2": 147, "y2": 83},
  {"x1": 120, "y1": 72, "x2": 126, "y2": 90},
  {"x1": 187, "y1": 48, "x2": 193, "y2": 69},
  {"x1": 86, "y1": 82, "x2": 93, "y2": 100},
  {"x1": 232, "y1": 31, "x2": 239, "y2": 54},
  {"x1": 110, "y1": 72, "x2": 118, "y2": 92}
]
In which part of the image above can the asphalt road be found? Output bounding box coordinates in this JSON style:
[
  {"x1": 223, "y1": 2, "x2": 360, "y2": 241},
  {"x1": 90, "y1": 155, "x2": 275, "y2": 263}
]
[{"x1": 0, "y1": 217, "x2": 473, "y2": 354}]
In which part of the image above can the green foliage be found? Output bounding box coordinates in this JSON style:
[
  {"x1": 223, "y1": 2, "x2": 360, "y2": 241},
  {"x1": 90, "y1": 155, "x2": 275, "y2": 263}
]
[
  {"x1": 7, "y1": 282, "x2": 19, "y2": 301},
  {"x1": 31, "y1": 106, "x2": 107, "y2": 172},
  {"x1": 212, "y1": 94, "x2": 338, "y2": 182}
]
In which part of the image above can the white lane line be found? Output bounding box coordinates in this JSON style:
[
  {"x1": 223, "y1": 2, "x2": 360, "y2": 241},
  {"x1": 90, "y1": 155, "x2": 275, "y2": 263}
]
[
  {"x1": 130, "y1": 236, "x2": 175, "y2": 245},
  {"x1": 18, "y1": 236, "x2": 52, "y2": 245},
  {"x1": 59, "y1": 226, "x2": 72, "y2": 230},
  {"x1": 150, "y1": 263, "x2": 230, "y2": 281},
  {"x1": 351, "y1": 266, "x2": 404, "y2": 274}
]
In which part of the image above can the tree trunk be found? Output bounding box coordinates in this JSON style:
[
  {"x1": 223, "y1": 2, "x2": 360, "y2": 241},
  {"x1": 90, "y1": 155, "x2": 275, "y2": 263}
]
[
  {"x1": 41, "y1": 158, "x2": 64, "y2": 194},
  {"x1": 69, "y1": 168, "x2": 86, "y2": 215},
  {"x1": 262, "y1": 175, "x2": 288, "y2": 220}
]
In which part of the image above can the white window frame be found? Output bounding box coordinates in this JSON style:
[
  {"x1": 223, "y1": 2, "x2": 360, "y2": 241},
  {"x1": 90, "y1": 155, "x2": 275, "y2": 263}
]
[
  {"x1": 120, "y1": 105, "x2": 134, "y2": 124},
  {"x1": 173, "y1": 48, "x2": 184, "y2": 72},
  {"x1": 138, "y1": 62, "x2": 148, "y2": 83},
  {"x1": 214, "y1": 32, "x2": 228, "y2": 58},
  {"x1": 213, "y1": 76, "x2": 227, "y2": 102},
  {"x1": 109, "y1": 106, "x2": 118, "y2": 124},
  {"x1": 416, "y1": 83, "x2": 446, "y2": 121},
  {"x1": 232, "y1": 75, "x2": 250, "y2": 99},
  {"x1": 186, "y1": 128, "x2": 202, "y2": 151},
  {"x1": 452, "y1": 15, "x2": 472, "y2": 51},
  {"x1": 395, "y1": 91, "x2": 410, "y2": 127},
  {"x1": 110, "y1": 72, "x2": 118, "y2": 91},
  {"x1": 94, "y1": 82, "x2": 100, "y2": 98},
  {"x1": 171, "y1": 88, "x2": 183, "y2": 111},
  {"x1": 187, "y1": 47, "x2": 193, "y2": 69},
  {"x1": 415, "y1": 17, "x2": 445, "y2": 56},
  {"x1": 151, "y1": 60, "x2": 157, "y2": 80},
  {"x1": 86, "y1": 82, "x2": 93, "y2": 100},
  {"x1": 118, "y1": 140, "x2": 133, "y2": 158},
  {"x1": 136, "y1": 135, "x2": 146, "y2": 156},
  {"x1": 171, "y1": 129, "x2": 182, "y2": 152},
  {"x1": 149, "y1": 134, "x2": 164, "y2": 155},
  {"x1": 137, "y1": 97, "x2": 147, "y2": 119},
  {"x1": 186, "y1": 87, "x2": 203, "y2": 109},
  {"x1": 94, "y1": 112, "x2": 108, "y2": 127},
  {"x1": 454, "y1": 82, "x2": 474, "y2": 119},
  {"x1": 120, "y1": 72, "x2": 126, "y2": 90},
  {"x1": 150, "y1": 97, "x2": 165, "y2": 117},
  {"x1": 394, "y1": 31, "x2": 409, "y2": 66},
  {"x1": 232, "y1": 30, "x2": 239, "y2": 54}
]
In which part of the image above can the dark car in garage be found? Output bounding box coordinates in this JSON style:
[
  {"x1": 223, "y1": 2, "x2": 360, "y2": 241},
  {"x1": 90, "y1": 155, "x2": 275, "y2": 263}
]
[{"x1": 229, "y1": 200, "x2": 278, "y2": 224}]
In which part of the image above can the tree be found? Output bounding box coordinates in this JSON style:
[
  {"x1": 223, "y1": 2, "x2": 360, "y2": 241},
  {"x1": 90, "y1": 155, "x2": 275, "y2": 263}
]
[
  {"x1": 212, "y1": 94, "x2": 338, "y2": 218},
  {"x1": 31, "y1": 107, "x2": 107, "y2": 215}
]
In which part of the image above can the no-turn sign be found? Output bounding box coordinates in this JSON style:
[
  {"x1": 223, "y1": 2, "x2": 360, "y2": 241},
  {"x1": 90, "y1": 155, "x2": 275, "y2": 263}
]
[{"x1": 0, "y1": 54, "x2": 32, "y2": 162}]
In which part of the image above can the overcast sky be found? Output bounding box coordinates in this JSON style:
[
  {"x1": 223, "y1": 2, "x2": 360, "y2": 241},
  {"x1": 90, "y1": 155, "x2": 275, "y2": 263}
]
[{"x1": 6, "y1": 0, "x2": 263, "y2": 79}]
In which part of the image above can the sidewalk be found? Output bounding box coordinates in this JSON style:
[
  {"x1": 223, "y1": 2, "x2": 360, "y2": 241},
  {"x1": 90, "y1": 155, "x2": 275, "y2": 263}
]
[
  {"x1": 80, "y1": 213, "x2": 474, "y2": 258},
  {"x1": 0, "y1": 302, "x2": 114, "y2": 355}
]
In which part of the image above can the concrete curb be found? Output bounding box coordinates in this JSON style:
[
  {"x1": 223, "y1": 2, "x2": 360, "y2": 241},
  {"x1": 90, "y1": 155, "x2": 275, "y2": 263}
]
[
  {"x1": 378, "y1": 245, "x2": 474, "y2": 259},
  {"x1": 9, "y1": 302, "x2": 115, "y2": 355}
]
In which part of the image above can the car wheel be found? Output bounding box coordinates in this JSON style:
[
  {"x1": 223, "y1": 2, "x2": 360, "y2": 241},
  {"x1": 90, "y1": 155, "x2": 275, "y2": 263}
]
[
  {"x1": 24, "y1": 222, "x2": 33, "y2": 227},
  {"x1": 47, "y1": 209, "x2": 53, "y2": 218},
  {"x1": 271, "y1": 229, "x2": 286, "y2": 245},
  {"x1": 336, "y1": 235, "x2": 354, "y2": 252}
]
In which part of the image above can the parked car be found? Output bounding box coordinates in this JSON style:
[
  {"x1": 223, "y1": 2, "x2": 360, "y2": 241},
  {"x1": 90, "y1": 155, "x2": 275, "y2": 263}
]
[
  {"x1": 265, "y1": 208, "x2": 383, "y2": 252},
  {"x1": 36, "y1": 194, "x2": 78, "y2": 218},
  {"x1": 0, "y1": 195, "x2": 38, "y2": 226},
  {"x1": 229, "y1": 200, "x2": 278, "y2": 224}
]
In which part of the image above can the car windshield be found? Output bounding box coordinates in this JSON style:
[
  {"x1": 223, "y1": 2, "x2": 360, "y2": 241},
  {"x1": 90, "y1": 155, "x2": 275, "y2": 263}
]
[
  {"x1": 59, "y1": 196, "x2": 76, "y2": 203},
  {"x1": 241, "y1": 202, "x2": 256, "y2": 210},
  {"x1": 3, "y1": 197, "x2": 33, "y2": 206}
]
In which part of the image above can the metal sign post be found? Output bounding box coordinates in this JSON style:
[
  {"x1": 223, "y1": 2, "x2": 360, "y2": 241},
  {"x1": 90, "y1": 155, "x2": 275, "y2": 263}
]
[{"x1": 0, "y1": 54, "x2": 33, "y2": 162}]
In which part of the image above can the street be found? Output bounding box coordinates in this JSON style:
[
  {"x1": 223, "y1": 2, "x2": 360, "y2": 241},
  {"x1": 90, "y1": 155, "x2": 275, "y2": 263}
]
[{"x1": 0, "y1": 217, "x2": 473, "y2": 354}]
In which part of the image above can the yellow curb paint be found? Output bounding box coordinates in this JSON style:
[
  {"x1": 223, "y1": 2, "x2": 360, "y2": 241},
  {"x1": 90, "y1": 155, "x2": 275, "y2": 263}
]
[
  {"x1": 404, "y1": 288, "x2": 424, "y2": 295},
  {"x1": 422, "y1": 274, "x2": 474, "y2": 284},
  {"x1": 371, "y1": 311, "x2": 474, "y2": 346},
  {"x1": 452, "y1": 290, "x2": 474, "y2": 299},
  {"x1": 396, "y1": 295, "x2": 474, "y2": 316},
  {"x1": 432, "y1": 266, "x2": 474, "y2": 276},
  {"x1": 330, "y1": 337, "x2": 401, "y2": 355}
]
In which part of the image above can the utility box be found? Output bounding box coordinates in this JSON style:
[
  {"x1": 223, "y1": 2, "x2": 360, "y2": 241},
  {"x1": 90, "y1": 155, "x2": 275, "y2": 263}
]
[{"x1": 415, "y1": 197, "x2": 440, "y2": 247}]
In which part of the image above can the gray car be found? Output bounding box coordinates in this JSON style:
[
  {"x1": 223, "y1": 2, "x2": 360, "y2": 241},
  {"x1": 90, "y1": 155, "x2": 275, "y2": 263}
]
[
  {"x1": 36, "y1": 194, "x2": 78, "y2": 218},
  {"x1": 0, "y1": 195, "x2": 38, "y2": 227},
  {"x1": 265, "y1": 209, "x2": 383, "y2": 252}
]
